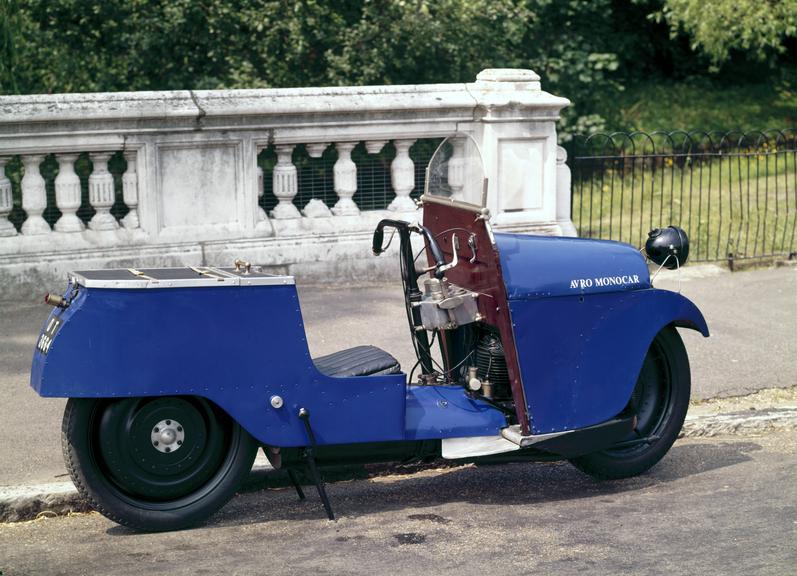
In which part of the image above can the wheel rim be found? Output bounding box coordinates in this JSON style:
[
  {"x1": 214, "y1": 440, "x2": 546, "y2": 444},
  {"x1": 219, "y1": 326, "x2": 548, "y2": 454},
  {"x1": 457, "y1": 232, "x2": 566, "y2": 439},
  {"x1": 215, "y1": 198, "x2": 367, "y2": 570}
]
[
  {"x1": 90, "y1": 397, "x2": 233, "y2": 503},
  {"x1": 608, "y1": 338, "x2": 673, "y2": 455}
]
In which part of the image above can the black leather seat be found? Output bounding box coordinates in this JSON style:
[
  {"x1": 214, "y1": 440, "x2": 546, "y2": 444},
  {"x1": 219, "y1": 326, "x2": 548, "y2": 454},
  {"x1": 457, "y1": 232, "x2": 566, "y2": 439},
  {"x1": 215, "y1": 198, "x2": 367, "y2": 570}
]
[{"x1": 313, "y1": 345, "x2": 402, "y2": 378}]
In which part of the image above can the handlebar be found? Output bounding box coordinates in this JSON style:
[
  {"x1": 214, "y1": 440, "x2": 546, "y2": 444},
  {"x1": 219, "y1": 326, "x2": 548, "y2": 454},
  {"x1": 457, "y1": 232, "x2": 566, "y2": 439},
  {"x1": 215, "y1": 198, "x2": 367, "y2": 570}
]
[
  {"x1": 372, "y1": 219, "x2": 448, "y2": 277},
  {"x1": 371, "y1": 219, "x2": 405, "y2": 256},
  {"x1": 372, "y1": 218, "x2": 439, "y2": 376}
]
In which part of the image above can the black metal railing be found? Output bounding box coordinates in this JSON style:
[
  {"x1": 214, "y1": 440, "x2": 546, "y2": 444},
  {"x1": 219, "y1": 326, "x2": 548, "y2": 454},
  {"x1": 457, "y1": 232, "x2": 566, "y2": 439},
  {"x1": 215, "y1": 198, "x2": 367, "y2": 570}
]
[{"x1": 569, "y1": 130, "x2": 797, "y2": 263}]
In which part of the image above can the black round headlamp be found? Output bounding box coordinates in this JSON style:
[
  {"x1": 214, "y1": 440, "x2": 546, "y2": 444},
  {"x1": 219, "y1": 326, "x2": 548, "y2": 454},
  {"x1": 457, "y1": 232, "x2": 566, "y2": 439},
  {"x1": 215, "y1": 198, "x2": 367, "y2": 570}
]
[{"x1": 645, "y1": 226, "x2": 689, "y2": 269}]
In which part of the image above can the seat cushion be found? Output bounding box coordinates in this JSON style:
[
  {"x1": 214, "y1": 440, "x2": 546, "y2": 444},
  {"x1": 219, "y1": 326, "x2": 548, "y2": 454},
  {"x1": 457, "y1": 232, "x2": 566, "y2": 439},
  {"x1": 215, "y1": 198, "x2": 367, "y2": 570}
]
[{"x1": 313, "y1": 345, "x2": 402, "y2": 378}]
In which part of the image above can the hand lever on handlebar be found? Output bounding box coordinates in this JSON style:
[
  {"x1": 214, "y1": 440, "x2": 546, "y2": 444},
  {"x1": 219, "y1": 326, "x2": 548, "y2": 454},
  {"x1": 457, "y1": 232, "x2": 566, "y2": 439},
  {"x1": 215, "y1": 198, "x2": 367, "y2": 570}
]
[
  {"x1": 415, "y1": 225, "x2": 447, "y2": 273},
  {"x1": 437, "y1": 234, "x2": 459, "y2": 275},
  {"x1": 372, "y1": 219, "x2": 455, "y2": 278}
]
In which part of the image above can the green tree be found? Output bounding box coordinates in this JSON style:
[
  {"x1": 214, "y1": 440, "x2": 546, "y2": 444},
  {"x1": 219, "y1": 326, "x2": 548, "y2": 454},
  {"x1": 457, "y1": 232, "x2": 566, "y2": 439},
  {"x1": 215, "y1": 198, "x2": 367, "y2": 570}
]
[
  {"x1": 656, "y1": 0, "x2": 797, "y2": 68},
  {"x1": 1, "y1": 0, "x2": 623, "y2": 137}
]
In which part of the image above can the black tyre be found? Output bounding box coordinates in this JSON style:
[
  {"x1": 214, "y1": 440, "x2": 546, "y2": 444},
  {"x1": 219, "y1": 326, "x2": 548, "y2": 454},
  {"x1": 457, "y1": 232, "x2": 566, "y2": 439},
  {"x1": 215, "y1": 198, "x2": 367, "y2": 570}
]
[
  {"x1": 62, "y1": 396, "x2": 258, "y2": 532},
  {"x1": 569, "y1": 326, "x2": 690, "y2": 480}
]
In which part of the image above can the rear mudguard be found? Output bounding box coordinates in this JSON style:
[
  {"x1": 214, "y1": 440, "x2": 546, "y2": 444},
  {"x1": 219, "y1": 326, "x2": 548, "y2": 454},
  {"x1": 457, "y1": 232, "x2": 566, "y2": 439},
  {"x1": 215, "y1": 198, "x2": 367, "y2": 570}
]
[
  {"x1": 31, "y1": 281, "x2": 507, "y2": 447},
  {"x1": 509, "y1": 288, "x2": 708, "y2": 434}
]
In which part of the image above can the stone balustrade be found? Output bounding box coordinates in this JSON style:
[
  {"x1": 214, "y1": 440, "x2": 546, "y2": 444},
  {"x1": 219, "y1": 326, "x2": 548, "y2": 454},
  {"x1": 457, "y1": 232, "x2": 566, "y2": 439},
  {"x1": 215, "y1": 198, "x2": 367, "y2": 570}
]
[{"x1": 0, "y1": 68, "x2": 575, "y2": 298}]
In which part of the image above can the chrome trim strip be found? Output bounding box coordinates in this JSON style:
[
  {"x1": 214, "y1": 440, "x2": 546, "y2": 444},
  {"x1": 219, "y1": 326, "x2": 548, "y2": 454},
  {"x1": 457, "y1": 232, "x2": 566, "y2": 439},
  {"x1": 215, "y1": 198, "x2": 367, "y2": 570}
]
[
  {"x1": 71, "y1": 267, "x2": 295, "y2": 289},
  {"x1": 70, "y1": 273, "x2": 149, "y2": 289},
  {"x1": 189, "y1": 266, "x2": 232, "y2": 280},
  {"x1": 420, "y1": 193, "x2": 484, "y2": 213}
]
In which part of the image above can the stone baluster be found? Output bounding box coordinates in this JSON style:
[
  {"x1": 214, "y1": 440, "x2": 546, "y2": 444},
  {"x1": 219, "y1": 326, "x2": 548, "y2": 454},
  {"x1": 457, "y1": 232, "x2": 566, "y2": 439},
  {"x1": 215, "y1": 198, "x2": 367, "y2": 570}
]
[
  {"x1": 300, "y1": 143, "x2": 332, "y2": 217},
  {"x1": 20, "y1": 155, "x2": 50, "y2": 235},
  {"x1": 270, "y1": 145, "x2": 301, "y2": 219},
  {"x1": 0, "y1": 158, "x2": 16, "y2": 237},
  {"x1": 365, "y1": 140, "x2": 387, "y2": 155},
  {"x1": 447, "y1": 138, "x2": 466, "y2": 200},
  {"x1": 256, "y1": 164, "x2": 268, "y2": 222},
  {"x1": 88, "y1": 153, "x2": 118, "y2": 231},
  {"x1": 121, "y1": 151, "x2": 140, "y2": 229},
  {"x1": 388, "y1": 139, "x2": 417, "y2": 212},
  {"x1": 332, "y1": 142, "x2": 359, "y2": 216},
  {"x1": 556, "y1": 146, "x2": 578, "y2": 237},
  {"x1": 53, "y1": 154, "x2": 85, "y2": 232},
  {"x1": 306, "y1": 143, "x2": 329, "y2": 158}
]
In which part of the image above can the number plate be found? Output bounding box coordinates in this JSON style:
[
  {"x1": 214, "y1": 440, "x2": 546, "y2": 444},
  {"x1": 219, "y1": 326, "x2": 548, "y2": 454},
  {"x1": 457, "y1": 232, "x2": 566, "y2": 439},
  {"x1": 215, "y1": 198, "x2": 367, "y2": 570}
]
[{"x1": 36, "y1": 315, "x2": 63, "y2": 355}]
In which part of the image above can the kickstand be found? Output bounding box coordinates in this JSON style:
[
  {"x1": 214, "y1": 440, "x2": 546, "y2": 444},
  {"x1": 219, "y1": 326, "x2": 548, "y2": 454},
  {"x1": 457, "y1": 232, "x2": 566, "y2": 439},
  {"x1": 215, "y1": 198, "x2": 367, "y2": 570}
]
[
  {"x1": 286, "y1": 469, "x2": 305, "y2": 501},
  {"x1": 298, "y1": 408, "x2": 335, "y2": 520}
]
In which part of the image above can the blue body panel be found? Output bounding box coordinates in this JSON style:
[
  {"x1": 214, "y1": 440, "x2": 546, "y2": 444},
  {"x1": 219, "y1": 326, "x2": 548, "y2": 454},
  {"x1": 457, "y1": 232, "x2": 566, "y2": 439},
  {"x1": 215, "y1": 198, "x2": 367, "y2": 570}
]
[
  {"x1": 31, "y1": 281, "x2": 505, "y2": 446},
  {"x1": 508, "y1": 289, "x2": 708, "y2": 434},
  {"x1": 31, "y1": 232, "x2": 708, "y2": 444},
  {"x1": 405, "y1": 385, "x2": 508, "y2": 440},
  {"x1": 494, "y1": 233, "x2": 651, "y2": 298},
  {"x1": 495, "y1": 233, "x2": 708, "y2": 435}
]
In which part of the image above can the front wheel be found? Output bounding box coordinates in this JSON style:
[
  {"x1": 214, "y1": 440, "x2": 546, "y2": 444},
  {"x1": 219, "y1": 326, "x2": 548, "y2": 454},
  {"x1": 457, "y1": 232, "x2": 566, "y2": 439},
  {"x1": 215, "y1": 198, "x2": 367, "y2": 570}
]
[
  {"x1": 62, "y1": 396, "x2": 258, "y2": 532},
  {"x1": 569, "y1": 326, "x2": 691, "y2": 480}
]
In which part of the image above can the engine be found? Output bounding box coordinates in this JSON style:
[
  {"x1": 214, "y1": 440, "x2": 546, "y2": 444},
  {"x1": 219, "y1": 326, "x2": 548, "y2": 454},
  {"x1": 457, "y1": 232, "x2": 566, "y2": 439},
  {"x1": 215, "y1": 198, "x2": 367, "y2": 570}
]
[
  {"x1": 416, "y1": 277, "x2": 481, "y2": 331},
  {"x1": 474, "y1": 333, "x2": 513, "y2": 401}
]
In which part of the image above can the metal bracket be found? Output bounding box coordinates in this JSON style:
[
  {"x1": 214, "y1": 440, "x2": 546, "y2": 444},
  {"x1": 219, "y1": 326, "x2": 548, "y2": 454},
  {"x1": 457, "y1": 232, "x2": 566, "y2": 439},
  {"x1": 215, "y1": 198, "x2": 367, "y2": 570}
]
[
  {"x1": 233, "y1": 258, "x2": 252, "y2": 274},
  {"x1": 298, "y1": 408, "x2": 335, "y2": 521},
  {"x1": 286, "y1": 469, "x2": 306, "y2": 501},
  {"x1": 500, "y1": 425, "x2": 572, "y2": 448}
]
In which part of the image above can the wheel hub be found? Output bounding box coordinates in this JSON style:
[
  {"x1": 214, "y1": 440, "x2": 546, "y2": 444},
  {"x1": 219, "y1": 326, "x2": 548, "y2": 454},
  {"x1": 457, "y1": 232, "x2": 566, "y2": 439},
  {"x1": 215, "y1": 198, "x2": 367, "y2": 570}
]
[{"x1": 150, "y1": 419, "x2": 185, "y2": 454}]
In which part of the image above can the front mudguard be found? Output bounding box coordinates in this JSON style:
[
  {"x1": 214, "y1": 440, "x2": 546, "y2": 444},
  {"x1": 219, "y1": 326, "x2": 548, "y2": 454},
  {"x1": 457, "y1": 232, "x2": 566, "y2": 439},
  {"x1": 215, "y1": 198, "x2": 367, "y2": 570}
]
[{"x1": 509, "y1": 288, "x2": 708, "y2": 435}]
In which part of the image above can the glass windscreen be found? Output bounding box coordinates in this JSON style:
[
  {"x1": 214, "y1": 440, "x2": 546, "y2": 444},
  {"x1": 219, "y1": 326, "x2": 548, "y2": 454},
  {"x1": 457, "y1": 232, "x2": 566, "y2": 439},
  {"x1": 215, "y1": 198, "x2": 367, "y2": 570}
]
[{"x1": 425, "y1": 135, "x2": 486, "y2": 207}]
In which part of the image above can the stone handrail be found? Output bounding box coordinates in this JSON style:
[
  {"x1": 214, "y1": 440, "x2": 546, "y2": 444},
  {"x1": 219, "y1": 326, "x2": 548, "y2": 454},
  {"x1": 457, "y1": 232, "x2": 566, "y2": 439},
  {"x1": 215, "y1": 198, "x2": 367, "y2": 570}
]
[{"x1": 0, "y1": 68, "x2": 576, "y2": 298}]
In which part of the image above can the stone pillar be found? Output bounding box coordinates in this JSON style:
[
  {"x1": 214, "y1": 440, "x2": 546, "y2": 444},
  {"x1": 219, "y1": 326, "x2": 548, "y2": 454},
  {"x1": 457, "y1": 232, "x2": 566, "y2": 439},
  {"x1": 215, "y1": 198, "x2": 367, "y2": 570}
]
[
  {"x1": 556, "y1": 146, "x2": 578, "y2": 237},
  {"x1": 447, "y1": 138, "x2": 466, "y2": 200},
  {"x1": 0, "y1": 158, "x2": 16, "y2": 237},
  {"x1": 121, "y1": 151, "x2": 140, "y2": 229},
  {"x1": 53, "y1": 154, "x2": 85, "y2": 232},
  {"x1": 468, "y1": 68, "x2": 570, "y2": 232},
  {"x1": 88, "y1": 153, "x2": 118, "y2": 231},
  {"x1": 332, "y1": 142, "x2": 359, "y2": 216},
  {"x1": 388, "y1": 139, "x2": 416, "y2": 212},
  {"x1": 20, "y1": 155, "x2": 50, "y2": 235},
  {"x1": 270, "y1": 145, "x2": 301, "y2": 219}
]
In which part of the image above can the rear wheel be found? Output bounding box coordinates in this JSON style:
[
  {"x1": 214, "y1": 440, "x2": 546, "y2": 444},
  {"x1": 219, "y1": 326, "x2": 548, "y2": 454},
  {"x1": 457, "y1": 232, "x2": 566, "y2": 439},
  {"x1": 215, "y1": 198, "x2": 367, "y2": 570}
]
[
  {"x1": 62, "y1": 396, "x2": 258, "y2": 532},
  {"x1": 569, "y1": 326, "x2": 690, "y2": 480}
]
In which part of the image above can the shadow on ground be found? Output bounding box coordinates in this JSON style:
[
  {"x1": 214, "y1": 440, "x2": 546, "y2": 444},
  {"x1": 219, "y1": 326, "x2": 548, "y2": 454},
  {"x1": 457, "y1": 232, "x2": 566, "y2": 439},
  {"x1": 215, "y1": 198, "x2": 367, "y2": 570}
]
[{"x1": 105, "y1": 439, "x2": 759, "y2": 536}]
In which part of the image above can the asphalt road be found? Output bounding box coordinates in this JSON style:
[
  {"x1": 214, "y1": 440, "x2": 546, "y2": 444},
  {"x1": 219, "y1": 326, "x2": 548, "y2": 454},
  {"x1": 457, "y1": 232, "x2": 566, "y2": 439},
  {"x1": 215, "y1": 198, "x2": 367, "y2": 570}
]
[
  {"x1": 0, "y1": 429, "x2": 795, "y2": 576},
  {"x1": 0, "y1": 265, "x2": 795, "y2": 486}
]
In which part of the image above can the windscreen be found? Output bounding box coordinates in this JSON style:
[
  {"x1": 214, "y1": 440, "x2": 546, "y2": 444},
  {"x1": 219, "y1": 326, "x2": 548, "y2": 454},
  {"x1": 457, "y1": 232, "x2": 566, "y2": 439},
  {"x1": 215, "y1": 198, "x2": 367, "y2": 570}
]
[{"x1": 425, "y1": 135, "x2": 486, "y2": 207}]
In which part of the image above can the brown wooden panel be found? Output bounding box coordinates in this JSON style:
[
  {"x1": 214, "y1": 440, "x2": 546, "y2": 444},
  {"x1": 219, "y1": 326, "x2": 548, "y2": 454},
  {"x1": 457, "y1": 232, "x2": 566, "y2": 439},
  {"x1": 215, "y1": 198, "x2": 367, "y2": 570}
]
[{"x1": 422, "y1": 200, "x2": 530, "y2": 434}]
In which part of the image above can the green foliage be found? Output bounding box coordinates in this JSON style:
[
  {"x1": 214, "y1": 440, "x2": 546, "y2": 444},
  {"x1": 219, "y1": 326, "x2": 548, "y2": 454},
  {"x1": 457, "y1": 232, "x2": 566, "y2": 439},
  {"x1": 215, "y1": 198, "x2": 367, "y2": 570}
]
[
  {"x1": 1, "y1": 0, "x2": 622, "y2": 137},
  {"x1": 655, "y1": 0, "x2": 797, "y2": 68},
  {"x1": 1, "y1": 0, "x2": 795, "y2": 136},
  {"x1": 598, "y1": 69, "x2": 797, "y2": 131}
]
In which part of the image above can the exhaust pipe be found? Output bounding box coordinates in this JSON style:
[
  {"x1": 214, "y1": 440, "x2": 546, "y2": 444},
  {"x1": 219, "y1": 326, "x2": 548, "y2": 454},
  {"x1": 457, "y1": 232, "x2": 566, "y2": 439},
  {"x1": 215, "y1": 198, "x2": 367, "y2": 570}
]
[{"x1": 43, "y1": 293, "x2": 68, "y2": 308}]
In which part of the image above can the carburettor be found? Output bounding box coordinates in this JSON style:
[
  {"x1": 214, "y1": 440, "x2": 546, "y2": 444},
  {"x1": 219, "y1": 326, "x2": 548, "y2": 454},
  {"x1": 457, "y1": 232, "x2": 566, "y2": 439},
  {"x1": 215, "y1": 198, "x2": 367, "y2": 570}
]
[{"x1": 416, "y1": 277, "x2": 481, "y2": 330}]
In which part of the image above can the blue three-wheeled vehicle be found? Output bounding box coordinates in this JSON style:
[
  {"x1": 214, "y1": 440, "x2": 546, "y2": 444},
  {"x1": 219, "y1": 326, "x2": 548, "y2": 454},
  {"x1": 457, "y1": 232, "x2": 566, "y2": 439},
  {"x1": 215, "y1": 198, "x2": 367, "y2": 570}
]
[{"x1": 30, "y1": 136, "x2": 708, "y2": 532}]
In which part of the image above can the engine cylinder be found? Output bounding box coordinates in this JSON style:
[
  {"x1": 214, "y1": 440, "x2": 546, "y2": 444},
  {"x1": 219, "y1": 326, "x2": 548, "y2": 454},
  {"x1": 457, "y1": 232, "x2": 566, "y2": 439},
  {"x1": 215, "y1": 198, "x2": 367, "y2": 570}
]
[{"x1": 475, "y1": 334, "x2": 511, "y2": 399}]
